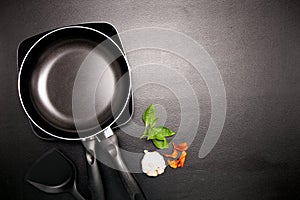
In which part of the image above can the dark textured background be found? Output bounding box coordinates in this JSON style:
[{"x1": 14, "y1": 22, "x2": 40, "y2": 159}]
[{"x1": 0, "y1": 0, "x2": 299, "y2": 199}]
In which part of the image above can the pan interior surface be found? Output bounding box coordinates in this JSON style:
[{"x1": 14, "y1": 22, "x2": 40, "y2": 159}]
[{"x1": 19, "y1": 27, "x2": 130, "y2": 138}]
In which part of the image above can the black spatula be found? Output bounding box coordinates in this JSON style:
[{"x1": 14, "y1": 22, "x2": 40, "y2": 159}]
[{"x1": 25, "y1": 148, "x2": 86, "y2": 200}]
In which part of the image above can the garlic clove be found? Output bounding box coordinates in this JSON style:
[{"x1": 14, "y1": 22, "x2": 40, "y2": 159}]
[
  {"x1": 146, "y1": 170, "x2": 158, "y2": 177},
  {"x1": 141, "y1": 150, "x2": 166, "y2": 177},
  {"x1": 157, "y1": 168, "x2": 165, "y2": 175}
]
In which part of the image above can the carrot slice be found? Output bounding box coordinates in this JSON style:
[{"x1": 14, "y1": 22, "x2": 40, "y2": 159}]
[
  {"x1": 174, "y1": 142, "x2": 188, "y2": 151},
  {"x1": 177, "y1": 151, "x2": 187, "y2": 168},
  {"x1": 166, "y1": 142, "x2": 188, "y2": 168},
  {"x1": 164, "y1": 149, "x2": 178, "y2": 158},
  {"x1": 167, "y1": 151, "x2": 187, "y2": 168},
  {"x1": 167, "y1": 159, "x2": 179, "y2": 169}
]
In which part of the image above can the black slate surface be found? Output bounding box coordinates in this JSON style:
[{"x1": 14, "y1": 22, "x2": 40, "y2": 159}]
[{"x1": 0, "y1": 0, "x2": 299, "y2": 200}]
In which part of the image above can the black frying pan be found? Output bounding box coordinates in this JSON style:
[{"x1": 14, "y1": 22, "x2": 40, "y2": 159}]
[{"x1": 18, "y1": 26, "x2": 146, "y2": 200}]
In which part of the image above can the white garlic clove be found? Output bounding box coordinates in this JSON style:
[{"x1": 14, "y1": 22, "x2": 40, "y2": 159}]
[
  {"x1": 141, "y1": 150, "x2": 166, "y2": 177},
  {"x1": 157, "y1": 168, "x2": 165, "y2": 175},
  {"x1": 146, "y1": 170, "x2": 158, "y2": 177}
]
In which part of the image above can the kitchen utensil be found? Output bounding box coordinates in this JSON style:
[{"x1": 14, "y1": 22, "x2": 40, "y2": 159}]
[
  {"x1": 17, "y1": 22, "x2": 133, "y2": 141},
  {"x1": 18, "y1": 23, "x2": 133, "y2": 200},
  {"x1": 25, "y1": 148, "x2": 85, "y2": 200},
  {"x1": 18, "y1": 25, "x2": 146, "y2": 200}
]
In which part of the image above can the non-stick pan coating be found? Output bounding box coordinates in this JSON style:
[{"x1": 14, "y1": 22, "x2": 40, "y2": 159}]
[{"x1": 18, "y1": 27, "x2": 130, "y2": 139}]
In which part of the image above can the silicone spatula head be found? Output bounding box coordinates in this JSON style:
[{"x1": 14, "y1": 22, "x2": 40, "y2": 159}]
[{"x1": 25, "y1": 149, "x2": 75, "y2": 194}]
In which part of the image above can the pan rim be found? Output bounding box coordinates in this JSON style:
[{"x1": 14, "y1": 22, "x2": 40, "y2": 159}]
[{"x1": 18, "y1": 25, "x2": 132, "y2": 141}]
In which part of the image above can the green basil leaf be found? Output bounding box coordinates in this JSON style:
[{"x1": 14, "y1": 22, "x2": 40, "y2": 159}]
[
  {"x1": 147, "y1": 127, "x2": 157, "y2": 140},
  {"x1": 155, "y1": 133, "x2": 165, "y2": 140},
  {"x1": 142, "y1": 104, "x2": 156, "y2": 128},
  {"x1": 140, "y1": 104, "x2": 176, "y2": 149},
  {"x1": 152, "y1": 138, "x2": 169, "y2": 149},
  {"x1": 154, "y1": 126, "x2": 175, "y2": 137}
]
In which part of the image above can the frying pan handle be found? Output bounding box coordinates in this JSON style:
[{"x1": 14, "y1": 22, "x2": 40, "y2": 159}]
[
  {"x1": 84, "y1": 139, "x2": 106, "y2": 200},
  {"x1": 99, "y1": 134, "x2": 146, "y2": 200}
]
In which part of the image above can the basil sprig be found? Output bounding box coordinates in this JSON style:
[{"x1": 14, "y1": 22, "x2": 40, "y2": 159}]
[{"x1": 140, "y1": 104, "x2": 175, "y2": 149}]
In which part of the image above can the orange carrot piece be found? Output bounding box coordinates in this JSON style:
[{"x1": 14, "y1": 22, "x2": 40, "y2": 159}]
[
  {"x1": 167, "y1": 151, "x2": 187, "y2": 168},
  {"x1": 174, "y1": 142, "x2": 188, "y2": 151},
  {"x1": 177, "y1": 151, "x2": 187, "y2": 168},
  {"x1": 167, "y1": 159, "x2": 179, "y2": 169},
  {"x1": 164, "y1": 149, "x2": 178, "y2": 158},
  {"x1": 166, "y1": 142, "x2": 188, "y2": 169}
]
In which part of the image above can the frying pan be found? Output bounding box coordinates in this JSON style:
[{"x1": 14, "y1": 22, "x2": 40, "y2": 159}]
[{"x1": 18, "y1": 25, "x2": 146, "y2": 200}]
